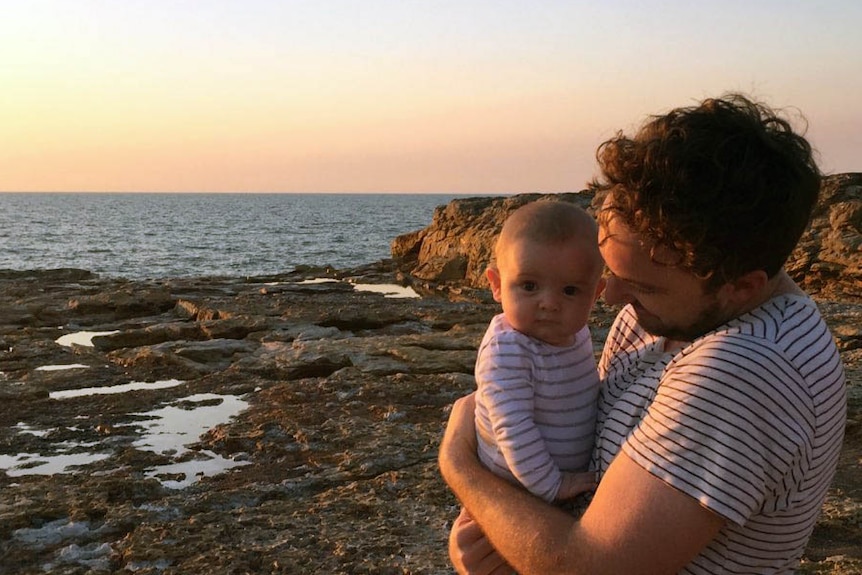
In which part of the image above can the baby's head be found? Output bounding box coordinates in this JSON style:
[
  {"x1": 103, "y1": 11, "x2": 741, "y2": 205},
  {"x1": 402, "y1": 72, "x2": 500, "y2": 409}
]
[{"x1": 487, "y1": 201, "x2": 605, "y2": 346}]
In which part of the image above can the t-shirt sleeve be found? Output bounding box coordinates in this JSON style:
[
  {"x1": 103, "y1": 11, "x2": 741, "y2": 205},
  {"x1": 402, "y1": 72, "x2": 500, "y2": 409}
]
[{"x1": 621, "y1": 335, "x2": 814, "y2": 526}]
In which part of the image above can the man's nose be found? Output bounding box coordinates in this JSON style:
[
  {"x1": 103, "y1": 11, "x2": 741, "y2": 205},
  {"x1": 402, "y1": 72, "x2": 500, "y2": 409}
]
[{"x1": 603, "y1": 275, "x2": 632, "y2": 305}]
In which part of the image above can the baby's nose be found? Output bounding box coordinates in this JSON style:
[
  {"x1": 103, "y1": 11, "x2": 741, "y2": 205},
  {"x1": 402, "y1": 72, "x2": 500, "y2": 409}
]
[{"x1": 540, "y1": 292, "x2": 561, "y2": 310}]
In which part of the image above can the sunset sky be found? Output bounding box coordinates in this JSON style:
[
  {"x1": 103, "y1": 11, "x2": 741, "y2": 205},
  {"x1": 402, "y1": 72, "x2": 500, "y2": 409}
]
[{"x1": 2, "y1": 1, "x2": 860, "y2": 193}]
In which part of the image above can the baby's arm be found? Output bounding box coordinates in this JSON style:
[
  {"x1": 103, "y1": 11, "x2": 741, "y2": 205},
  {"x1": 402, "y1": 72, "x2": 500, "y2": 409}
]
[{"x1": 476, "y1": 338, "x2": 563, "y2": 502}]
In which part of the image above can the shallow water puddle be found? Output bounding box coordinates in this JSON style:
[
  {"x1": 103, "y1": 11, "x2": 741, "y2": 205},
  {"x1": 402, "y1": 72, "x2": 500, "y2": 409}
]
[
  {"x1": 291, "y1": 278, "x2": 420, "y2": 298},
  {"x1": 15, "y1": 422, "x2": 51, "y2": 437},
  {"x1": 129, "y1": 393, "x2": 251, "y2": 489},
  {"x1": 2, "y1": 389, "x2": 250, "y2": 488},
  {"x1": 350, "y1": 282, "x2": 420, "y2": 298},
  {"x1": 131, "y1": 393, "x2": 247, "y2": 456},
  {"x1": 49, "y1": 378, "x2": 184, "y2": 399},
  {"x1": 0, "y1": 450, "x2": 112, "y2": 476},
  {"x1": 142, "y1": 450, "x2": 250, "y2": 490},
  {"x1": 14, "y1": 517, "x2": 94, "y2": 547},
  {"x1": 36, "y1": 364, "x2": 90, "y2": 371},
  {"x1": 55, "y1": 330, "x2": 120, "y2": 347}
]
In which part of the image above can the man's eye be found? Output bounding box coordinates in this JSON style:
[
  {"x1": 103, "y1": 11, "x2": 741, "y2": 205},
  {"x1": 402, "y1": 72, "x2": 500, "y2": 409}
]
[
  {"x1": 522, "y1": 281, "x2": 538, "y2": 292},
  {"x1": 631, "y1": 284, "x2": 657, "y2": 295},
  {"x1": 563, "y1": 286, "x2": 578, "y2": 296}
]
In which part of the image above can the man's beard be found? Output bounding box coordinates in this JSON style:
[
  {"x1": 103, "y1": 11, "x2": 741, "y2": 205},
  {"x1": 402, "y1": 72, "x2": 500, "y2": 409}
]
[{"x1": 633, "y1": 299, "x2": 730, "y2": 342}]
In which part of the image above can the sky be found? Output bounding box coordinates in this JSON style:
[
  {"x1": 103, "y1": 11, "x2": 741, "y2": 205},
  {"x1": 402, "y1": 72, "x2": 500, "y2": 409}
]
[{"x1": 1, "y1": 0, "x2": 860, "y2": 193}]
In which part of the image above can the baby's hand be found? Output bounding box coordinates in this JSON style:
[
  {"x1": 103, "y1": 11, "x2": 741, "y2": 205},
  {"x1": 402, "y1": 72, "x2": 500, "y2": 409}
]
[{"x1": 556, "y1": 471, "x2": 599, "y2": 501}]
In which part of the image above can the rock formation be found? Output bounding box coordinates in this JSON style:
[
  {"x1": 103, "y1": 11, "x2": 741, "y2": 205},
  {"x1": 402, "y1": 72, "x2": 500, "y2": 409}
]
[{"x1": 787, "y1": 172, "x2": 862, "y2": 300}]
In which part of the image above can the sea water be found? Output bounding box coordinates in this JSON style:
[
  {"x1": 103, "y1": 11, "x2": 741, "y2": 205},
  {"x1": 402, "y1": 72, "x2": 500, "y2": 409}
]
[{"x1": 0, "y1": 192, "x2": 479, "y2": 278}]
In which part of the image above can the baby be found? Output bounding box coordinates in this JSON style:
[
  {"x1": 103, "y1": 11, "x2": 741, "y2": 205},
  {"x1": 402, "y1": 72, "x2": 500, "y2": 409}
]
[{"x1": 474, "y1": 200, "x2": 605, "y2": 502}]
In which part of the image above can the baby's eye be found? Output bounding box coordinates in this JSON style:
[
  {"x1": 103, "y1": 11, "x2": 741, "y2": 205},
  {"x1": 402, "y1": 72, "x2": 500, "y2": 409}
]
[
  {"x1": 521, "y1": 281, "x2": 538, "y2": 292},
  {"x1": 563, "y1": 286, "x2": 578, "y2": 296}
]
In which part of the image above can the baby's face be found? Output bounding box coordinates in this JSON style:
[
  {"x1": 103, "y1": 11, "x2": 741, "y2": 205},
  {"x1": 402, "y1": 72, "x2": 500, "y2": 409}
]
[{"x1": 490, "y1": 237, "x2": 604, "y2": 346}]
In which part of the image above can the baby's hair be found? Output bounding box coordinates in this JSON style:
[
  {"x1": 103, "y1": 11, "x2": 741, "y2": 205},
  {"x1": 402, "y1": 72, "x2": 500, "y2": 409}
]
[{"x1": 495, "y1": 200, "x2": 597, "y2": 258}]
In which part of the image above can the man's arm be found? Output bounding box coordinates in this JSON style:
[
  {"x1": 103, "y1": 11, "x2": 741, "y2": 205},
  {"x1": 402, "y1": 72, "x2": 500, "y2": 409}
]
[{"x1": 439, "y1": 393, "x2": 725, "y2": 575}]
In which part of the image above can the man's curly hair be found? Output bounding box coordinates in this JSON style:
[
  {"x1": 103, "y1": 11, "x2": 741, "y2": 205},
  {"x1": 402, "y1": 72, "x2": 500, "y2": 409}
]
[{"x1": 589, "y1": 93, "x2": 821, "y2": 289}]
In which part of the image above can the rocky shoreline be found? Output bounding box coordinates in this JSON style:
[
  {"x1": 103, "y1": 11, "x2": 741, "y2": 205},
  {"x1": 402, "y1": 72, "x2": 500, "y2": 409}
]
[{"x1": 1, "y1": 177, "x2": 860, "y2": 574}]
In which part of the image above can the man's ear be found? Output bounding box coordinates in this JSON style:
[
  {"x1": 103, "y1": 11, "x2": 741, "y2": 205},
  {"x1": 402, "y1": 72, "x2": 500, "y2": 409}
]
[
  {"x1": 719, "y1": 269, "x2": 769, "y2": 308},
  {"x1": 486, "y1": 267, "x2": 503, "y2": 303}
]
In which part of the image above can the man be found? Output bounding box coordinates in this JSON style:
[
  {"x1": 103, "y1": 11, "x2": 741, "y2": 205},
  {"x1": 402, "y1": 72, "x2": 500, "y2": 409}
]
[{"x1": 438, "y1": 94, "x2": 847, "y2": 574}]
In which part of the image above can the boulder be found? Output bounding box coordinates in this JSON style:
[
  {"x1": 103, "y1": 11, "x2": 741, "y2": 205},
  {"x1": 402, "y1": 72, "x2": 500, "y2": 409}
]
[
  {"x1": 69, "y1": 284, "x2": 175, "y2": 318},
  {"x1": 91, "y1": 322, "x2": 205, "y2": 351},
  {"x1": 788, "y1": 172, "x2": 862, "y2": 300}
]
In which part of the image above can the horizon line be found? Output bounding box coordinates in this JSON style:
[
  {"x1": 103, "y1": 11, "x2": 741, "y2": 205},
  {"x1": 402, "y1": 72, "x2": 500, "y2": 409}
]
[{"x1": 0, "y1": 189, "x2": 574, "y2": 196}]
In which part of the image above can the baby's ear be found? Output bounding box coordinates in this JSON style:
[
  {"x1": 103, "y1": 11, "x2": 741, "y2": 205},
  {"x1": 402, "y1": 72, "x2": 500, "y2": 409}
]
[
  {"x1": 594, "y1": 276, "x2": 607, "y2": 302},
  {"x1": 486, "y1": 267, "x2": 503, "y2": 302}
]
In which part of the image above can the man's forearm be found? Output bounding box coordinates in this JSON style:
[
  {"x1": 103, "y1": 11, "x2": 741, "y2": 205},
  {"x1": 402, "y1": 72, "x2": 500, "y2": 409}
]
[{"x1": 439, "y1": 397, "x2": 584, "y2": 574}]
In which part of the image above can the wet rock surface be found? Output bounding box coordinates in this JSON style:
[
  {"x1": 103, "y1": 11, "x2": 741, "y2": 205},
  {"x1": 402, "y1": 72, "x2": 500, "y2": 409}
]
[
  {"x1": 1, "y1": 180, "x2": 861, "y2": 574},
  {"x1": 0, "y1": 264, "x2": 501, "y2": 574}
]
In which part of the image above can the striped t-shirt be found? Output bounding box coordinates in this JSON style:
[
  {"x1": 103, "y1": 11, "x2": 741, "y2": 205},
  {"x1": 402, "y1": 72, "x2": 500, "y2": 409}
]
[
  {"x1": 475, "y1": 313, "x2": 600, "y2": 502},
  {"x1": 594, "y1": 295, "x2": 847, "y2": 573}
]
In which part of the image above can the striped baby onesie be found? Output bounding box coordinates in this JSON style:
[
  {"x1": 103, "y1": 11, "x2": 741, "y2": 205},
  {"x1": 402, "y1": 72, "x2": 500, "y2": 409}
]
[{"x1": 475, "y1": 313, "x2": 600, "y2": 502}]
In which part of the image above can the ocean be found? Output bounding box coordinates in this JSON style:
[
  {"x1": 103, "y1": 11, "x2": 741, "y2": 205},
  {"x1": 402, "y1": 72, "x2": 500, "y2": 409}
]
[{"x1": 0, "y1": 192, "x2": 479, "y2": 279}]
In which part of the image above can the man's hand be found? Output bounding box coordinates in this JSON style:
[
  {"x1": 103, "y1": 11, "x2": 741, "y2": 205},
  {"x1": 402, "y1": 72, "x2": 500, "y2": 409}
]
[
  {"x1": 440, "y1": 392, "x2": 479, "y2": 466},
  {"x1": 449, "y1": 507, "x2": 513, "y2": 575},
  {"x1": 442, "y1": 393, "x2": 512, "y2": 574}
]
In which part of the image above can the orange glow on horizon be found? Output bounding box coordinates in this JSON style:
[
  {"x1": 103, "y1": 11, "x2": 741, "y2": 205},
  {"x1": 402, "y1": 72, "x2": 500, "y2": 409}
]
[{"x1": 1, "y1": 2, "x2": 859, "y2": 192}]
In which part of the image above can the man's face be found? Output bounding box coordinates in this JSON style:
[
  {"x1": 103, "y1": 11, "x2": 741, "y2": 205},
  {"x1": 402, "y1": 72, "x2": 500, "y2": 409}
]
[{"x1": 598, "y1": 213, "x2": 731, "y2": 342}]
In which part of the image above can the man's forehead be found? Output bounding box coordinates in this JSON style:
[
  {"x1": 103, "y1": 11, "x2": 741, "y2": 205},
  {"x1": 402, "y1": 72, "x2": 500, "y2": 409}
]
[
  {"x1": 597, "y1": 211, "x2": 643, "y2": 248},
  {"x1": 598, "y1": 211, "x2": 683, "y2": 268}
]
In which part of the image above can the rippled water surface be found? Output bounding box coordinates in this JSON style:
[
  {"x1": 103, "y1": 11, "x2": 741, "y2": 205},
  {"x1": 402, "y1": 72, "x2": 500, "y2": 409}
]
[{"x1": 0, "y1": 192, "x2": 475, "y2": 278}]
